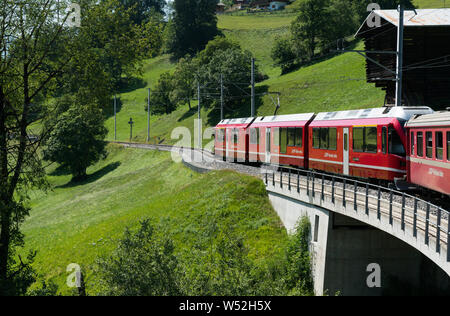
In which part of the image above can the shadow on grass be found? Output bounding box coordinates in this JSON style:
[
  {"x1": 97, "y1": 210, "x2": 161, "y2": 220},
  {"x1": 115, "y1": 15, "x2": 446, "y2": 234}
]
[
  {"x1": 118, "y1": 77, "x2": 147, "y2": 94},
  {"x1": 178, "y1": 106, "x2": 198, "y2": 122},
  {"x1": 56, "y1": 162, "x2": 121, "y2": 189}
]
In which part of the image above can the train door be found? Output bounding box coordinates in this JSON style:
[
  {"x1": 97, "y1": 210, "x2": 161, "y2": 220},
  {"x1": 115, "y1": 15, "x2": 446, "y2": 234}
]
[
  {"x1": 226, "y1": 129, "x2": 230, "y2": 160},
  {"x1": 266, "y1": 128, "x2": 271, "y2": 163},
  {"x1": 343, "y1": 128, "x2": 349, "y2": 175}
]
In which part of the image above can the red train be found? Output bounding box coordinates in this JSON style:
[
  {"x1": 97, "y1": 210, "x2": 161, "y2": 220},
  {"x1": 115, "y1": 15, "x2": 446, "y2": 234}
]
[
  {"x1": 406, "y1": 111, "x2": 450, "y2": 196},
  {"x1": 215, "y1": 106, "x2": 450, "y2": 196}
]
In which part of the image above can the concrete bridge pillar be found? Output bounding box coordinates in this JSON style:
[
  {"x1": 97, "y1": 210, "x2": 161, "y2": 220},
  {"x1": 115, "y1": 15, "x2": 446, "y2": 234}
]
[{"x1": 267, "y1": 191, "x2": 450, "y2": 295}]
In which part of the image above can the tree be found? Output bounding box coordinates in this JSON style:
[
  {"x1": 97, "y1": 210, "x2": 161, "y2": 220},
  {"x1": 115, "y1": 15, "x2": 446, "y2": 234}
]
[
  {"x1": 271, "y1": 36, "x2": 298, "y2": 74},
  {"x1": 118, "y1": 0, "x2": 166, "y2": 25},
  {"x1": 96, "y1": 219, "x2": 182, "y2": 296},
  {"x1": 0, "y1": 0, "x2": 81, "y2": 295},
  {"x1": 43, "y1": 104, "x2": 108, "y2": 181},
  {"x1": 285, "y1": 217, "x2": 314, "y2": 295},
  {"x1": 167, "y1": 0, "x2": 220, "y2": 59},
  {"x1": 148, "y1": 72, "x2": 177, "y2": 115},
  {"x1": 170, "y1": 57, "x2": 198, "y2": 110},
  {"x1": 290, "y1": 0, "x2": 331, "y2": 59}
]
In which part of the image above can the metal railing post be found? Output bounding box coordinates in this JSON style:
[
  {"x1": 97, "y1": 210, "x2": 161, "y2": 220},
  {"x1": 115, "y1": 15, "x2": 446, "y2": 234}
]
[
  {"x1": 343, "y1": 179, "x2": 346, "y2": 208},
  {"x1": 401, "y1": 193, "x2": 406, "y2": 231},
  {"x1": 321, "y1": 175, "x2": 325, "y2": 201},
  {"x1": 413, "y1": 198, "x2": 418, "y2": 238},
  {"x1": 280, "y1": 169, "x2": 283, "y2": 189},
  {"x1": 307, "y1": 172, "x2": 310, "y2": 196},
  {"x1": 288, "y1": 169, "x2": 291, "y2": 191},
  {"x1": 447, "y1": 211, "x2": 450, "y2": 262},
  {"x1": 297, "y1": 171, "x2": 300, "y2": 193},
  {"x1": 331, "y1": 177, "x2": 335, "y2": 204},
  {"x1": 354, "y1": 181, "x2": 357, "y2": 211},
  {"x1": 425, "y1": 204, "x2": 430, "y2": 246},
  {"x1": 377, "y1": 187, "x2": 381, "y2": 220},
  {"x1": 389, "y1": 191, "x2": 393, "y2": 225},
  {"x1": 312, "y1": 173, "x2": 315, "y2": 198},
  {"x1": 365, "y1": 183, "x2": 369, "y2": 215},
  {"x1": 437, "y1": 207, "x2": 441, "y2": 254}
]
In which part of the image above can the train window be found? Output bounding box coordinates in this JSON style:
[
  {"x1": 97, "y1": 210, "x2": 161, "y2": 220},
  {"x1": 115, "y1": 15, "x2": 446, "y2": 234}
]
[
  {"x1": 313, "y1": 128, "x2": 320, "y2": 149},
  {"x1": 329, "y1": 128, "x2": 337, "y2": 150},
  {"x1": 410, "y1": 132, "x2": 415, "y2": 156},
  {"x1": 365, "y1": 127, "x2": 378, "y2": 153},
  {"x1": 280, "y1": 128, "x2": 287, "y2": 154},
  {"x1": 288, "y1": 128, "x2": 296, "y2": 147},
  {"x1": 436, "y1": 131, "x2": 443, "y2": 160},
  {"x1": 295, "y1": 128, "x2": 303, "y2": 147},
  {"x1": 382, "y1": 127, "x2": 387, "y2": 154},
  {"x1": 353, "y1": 127, "x2": 364, "y2": 152},
  {"x1": 417, "y1": 132, "x2": 424, "y2": 157},
  {"x1": 320, "y1": 128, "x2": 329, "y2": 150},
  {"x1": 388, "y1": 127, "x2": 405, "y2": 156},
  {"x1": 426, "y1": 132, "x2": 433, "y2": 158},
  {"x1": 447, "y1": 132, "x2": 450, "y2": 161},
  {"x1": 273, "y1": 128, "x2": 279, "y2": 147},
  {"x1": 216, "y1": 129, "x2": 223, "y2": 143},
  {"x1": 250, "y1": 128, "x2": 259, "y2": 145},
  {"x1": 233, "y1": 129, "x2": 239, "y2": 144}
]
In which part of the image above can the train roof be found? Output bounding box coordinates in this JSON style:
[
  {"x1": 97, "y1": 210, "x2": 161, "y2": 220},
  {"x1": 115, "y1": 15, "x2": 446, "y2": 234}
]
[
  {"x1": 216, "y1": 117, "x2": 255, "y2": 127},
  {"x1": 314, "y1": 107, "x2": 434, "y2": 122},
  {"x1": 251, "y1": 113, "x2": 315, "y2": 126},
  {"x1": 405, "y1": 111, "x2": 450, "y2": 128}
]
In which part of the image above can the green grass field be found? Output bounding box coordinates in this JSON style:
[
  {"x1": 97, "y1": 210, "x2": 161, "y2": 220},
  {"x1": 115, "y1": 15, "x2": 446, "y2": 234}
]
[
  {"x1": 414, "y1": 0, "x2": 448, "y2": 8},
  {"x1": 105, "y1": 13, "x2": 385, "y2": 145},
  {"x1": 23, "y1": 144, "x2": 287, "y2": 294}
]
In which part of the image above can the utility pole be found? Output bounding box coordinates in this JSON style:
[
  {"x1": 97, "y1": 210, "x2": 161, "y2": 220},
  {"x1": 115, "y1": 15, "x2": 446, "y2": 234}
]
[
  {"x1": 114, "y1": 95, "x2": 117, "y2": 141},
  {"x1": 251, "y1": 58, "x2": 255, "y2": 117},
  {"x1": 220, "y1": 74, "x2": 224, "y2": 121},
  {"x1": 147, "y1": 88, "x2": 150, "y2": 143},
  {"x1": 198, "y1": 83, "x2": 201, "y2": 150},
  {"x1": 395, "y1": 4, "x2": 404, "y2": 107}
]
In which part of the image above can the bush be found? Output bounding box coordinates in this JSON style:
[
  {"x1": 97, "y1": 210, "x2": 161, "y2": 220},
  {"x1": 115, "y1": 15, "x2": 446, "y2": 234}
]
[{"x1": 95, "y1": 219, "x2": 182, "y2": 296}]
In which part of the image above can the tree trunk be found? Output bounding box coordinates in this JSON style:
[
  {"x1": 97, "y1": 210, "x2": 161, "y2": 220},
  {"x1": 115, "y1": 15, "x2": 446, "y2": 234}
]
[
  {"x1": 73, "y1": 168, "x2": 87, "y2": 182},
  {"x1": 0, "y1": 87, "x2": 10, "y2": 282}
]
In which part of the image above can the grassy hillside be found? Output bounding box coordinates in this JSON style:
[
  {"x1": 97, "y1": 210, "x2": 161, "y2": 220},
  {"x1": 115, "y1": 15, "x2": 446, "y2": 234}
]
[
  {"x1": 414, "y1": 0, "x2": 448, "y2": 8},
  {"x1": 104, "y1": 13, "x2": 385, "y2": 145},
  {"x1": 23, "y1": 144, "x2": 287, "y2": 295}
]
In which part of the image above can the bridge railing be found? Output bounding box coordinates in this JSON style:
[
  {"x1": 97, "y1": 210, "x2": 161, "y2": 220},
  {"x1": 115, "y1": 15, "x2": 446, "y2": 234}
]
[{"x1": 263, "y1": 166, "x2": 450, "y2": 262}]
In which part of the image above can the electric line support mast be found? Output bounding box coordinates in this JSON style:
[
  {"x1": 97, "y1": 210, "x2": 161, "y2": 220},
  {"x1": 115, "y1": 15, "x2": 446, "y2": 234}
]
[{"x1": 333, "y1": 5, "x2": 415, "y2": 107}]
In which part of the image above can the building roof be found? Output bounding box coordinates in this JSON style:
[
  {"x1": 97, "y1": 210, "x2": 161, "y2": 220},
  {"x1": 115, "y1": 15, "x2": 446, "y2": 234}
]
[
  {"x1": 357, "y1": 9, "x2": 450, "y2": 36},
  {"x1": 406, "y1": 111, "x2": 450, "y2": 127}
]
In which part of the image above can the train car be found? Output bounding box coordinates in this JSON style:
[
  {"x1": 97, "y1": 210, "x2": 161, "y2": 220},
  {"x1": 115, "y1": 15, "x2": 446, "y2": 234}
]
[
  {"x1": 308, "y1": 107, "x2": 433, "y2": 181},
  {"x1": 214, "y1": 117, "x2": 255, "y2": 162},
  {"x1": 406, "y1": 111, "x2": 450, "y2": 195},
  {"x1": 248, "y1": 113, "x2": 315, "y2": 168}
]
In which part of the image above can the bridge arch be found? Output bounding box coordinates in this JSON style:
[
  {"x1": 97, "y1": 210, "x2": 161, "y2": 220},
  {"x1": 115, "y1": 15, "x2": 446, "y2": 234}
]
[{"x1": 264, "y1": 168, "x2": 450, "y2": 295}]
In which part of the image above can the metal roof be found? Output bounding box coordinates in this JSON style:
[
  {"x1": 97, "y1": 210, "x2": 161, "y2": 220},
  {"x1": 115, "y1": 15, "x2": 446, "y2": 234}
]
[
  {"x1": 217, "y1": 117, "x2": 255, "y2": 126},
  {"x1": 370, "y1": 9, "x2": 450, "y2": 28},
  {"x1": 406, "y1": 111, "x2": 450, "y2": 127},
  {"x1": 251, "y1": 113, "x2": 315, "y2": 125},
  {"x1": 314, "y1": 107, "x2": 434, "y2": 122}
]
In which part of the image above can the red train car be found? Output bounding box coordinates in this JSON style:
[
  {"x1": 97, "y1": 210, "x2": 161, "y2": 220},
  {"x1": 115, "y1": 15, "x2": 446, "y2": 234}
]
[
  {"x1": 308, "y1": 107, "x2": 433, "y2": 181},
  {"x1": 248, "y1": 114, "x2": 315, "y2": 168},
  {"x1": 406, "y1": 111, "x2": 450, "y2": 195},
  {"x1": 214, "y1": 117, "x2": 255, "y2": 162}
]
